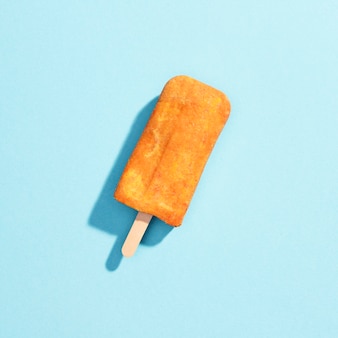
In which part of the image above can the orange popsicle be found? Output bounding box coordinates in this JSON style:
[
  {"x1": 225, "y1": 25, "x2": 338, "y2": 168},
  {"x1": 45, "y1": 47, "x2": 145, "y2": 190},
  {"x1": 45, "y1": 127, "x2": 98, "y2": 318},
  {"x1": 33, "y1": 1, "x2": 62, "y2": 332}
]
[{"x1": 115, "y1": 75, "x2": 231, "y2": 256}]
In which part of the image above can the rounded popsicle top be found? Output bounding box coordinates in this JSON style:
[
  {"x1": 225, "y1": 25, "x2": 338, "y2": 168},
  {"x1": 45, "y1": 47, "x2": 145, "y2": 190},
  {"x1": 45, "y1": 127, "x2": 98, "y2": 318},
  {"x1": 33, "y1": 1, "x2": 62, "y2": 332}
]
[{"x1": 161, "y1": 75, "x2": 231, "y2": 122}]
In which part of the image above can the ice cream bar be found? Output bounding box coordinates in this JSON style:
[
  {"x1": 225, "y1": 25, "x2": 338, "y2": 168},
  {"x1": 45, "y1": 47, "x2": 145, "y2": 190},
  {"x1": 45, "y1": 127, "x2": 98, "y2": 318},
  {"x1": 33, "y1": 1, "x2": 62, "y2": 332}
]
[{"x1": 115, "y1": 75, "x2": 231, "y2": 256}]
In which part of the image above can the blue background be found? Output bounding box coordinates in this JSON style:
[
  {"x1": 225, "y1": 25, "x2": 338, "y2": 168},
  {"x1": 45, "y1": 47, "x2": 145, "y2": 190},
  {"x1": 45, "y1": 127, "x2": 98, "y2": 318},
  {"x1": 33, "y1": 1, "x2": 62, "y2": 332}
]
[{"x1": 1, "y1": 1, "x2": 337, "y2": 337}]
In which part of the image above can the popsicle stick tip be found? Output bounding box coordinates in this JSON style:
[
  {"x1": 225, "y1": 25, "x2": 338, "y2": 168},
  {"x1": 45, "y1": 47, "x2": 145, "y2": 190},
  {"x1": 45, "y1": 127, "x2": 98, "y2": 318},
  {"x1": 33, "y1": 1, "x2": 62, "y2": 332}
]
[
  {"x1": 121, "y1": 212, "x2": 153, "y2": 258},
  {"x1": 121, "y1": 246, "x2": 134, "y2": 258}
]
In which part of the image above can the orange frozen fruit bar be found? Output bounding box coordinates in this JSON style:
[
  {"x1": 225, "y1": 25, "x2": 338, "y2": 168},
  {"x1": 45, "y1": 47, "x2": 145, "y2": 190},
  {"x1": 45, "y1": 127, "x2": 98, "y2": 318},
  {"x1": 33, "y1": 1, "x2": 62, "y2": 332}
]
[{"x1": 115, "y1": 75, "x2": 231, "y2": 228}]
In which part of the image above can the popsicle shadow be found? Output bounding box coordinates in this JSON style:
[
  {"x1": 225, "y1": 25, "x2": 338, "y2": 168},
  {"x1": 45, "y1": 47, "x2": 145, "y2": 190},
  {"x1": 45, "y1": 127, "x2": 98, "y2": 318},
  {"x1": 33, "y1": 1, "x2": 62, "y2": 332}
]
[{"x1": 88, "y1": 97, "x2": 173, "y2": 271}]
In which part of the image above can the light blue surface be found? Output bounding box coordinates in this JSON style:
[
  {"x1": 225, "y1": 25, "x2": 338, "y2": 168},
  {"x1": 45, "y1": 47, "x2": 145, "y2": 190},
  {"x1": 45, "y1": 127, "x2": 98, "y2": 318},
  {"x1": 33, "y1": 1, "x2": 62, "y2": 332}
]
[{"x1": 1, "y1": 1, "x2": 337, "y2": 337}]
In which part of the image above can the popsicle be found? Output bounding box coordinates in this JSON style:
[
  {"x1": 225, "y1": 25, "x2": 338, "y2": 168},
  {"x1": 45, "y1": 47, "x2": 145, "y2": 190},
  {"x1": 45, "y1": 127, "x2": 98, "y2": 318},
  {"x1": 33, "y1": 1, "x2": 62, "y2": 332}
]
[{"x1": 114, "y1": 75, "x2": 231, "y2": 257}]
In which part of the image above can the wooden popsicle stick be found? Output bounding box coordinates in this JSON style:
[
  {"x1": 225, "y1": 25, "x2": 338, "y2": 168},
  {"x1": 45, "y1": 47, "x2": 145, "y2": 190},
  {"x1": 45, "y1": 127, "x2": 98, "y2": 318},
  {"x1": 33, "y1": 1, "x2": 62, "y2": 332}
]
[{"x1": 122, "y1": 211, "x2": 153, "y2": 257}]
